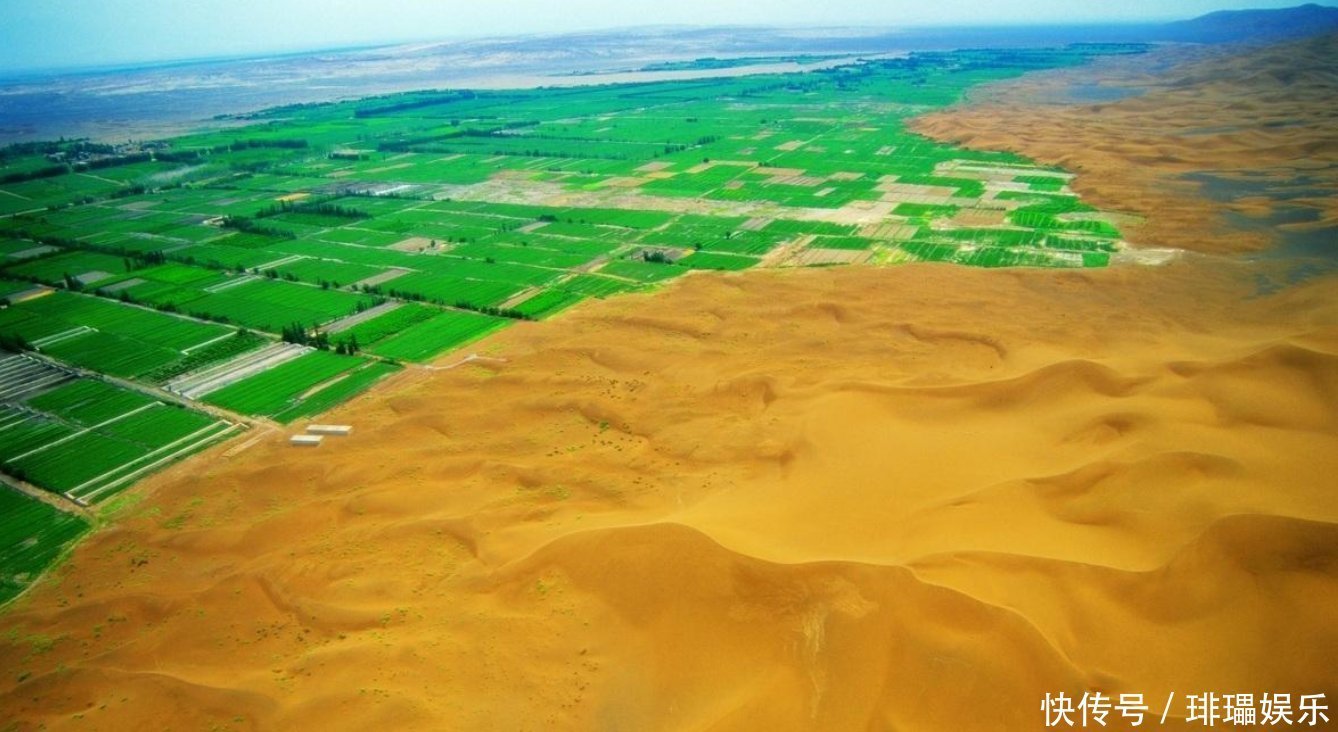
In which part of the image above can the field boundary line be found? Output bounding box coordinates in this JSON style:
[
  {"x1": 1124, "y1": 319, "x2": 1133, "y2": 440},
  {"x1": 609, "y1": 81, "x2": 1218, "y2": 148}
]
[
  {"x1": 0, "y1": 207, "x2": 48, "y2": 218},
  {"x1": 182, "y1": 330, "x2": 240, "y2": 354},
  {"x1": 171, "y1": 343, "x2": 312, "y2": 399},
  {"x1": 69, "y1": 421, "x2": 239, "y2": 504},
  {"x1": 255, "y1": 254, "x2": 307, "y2": 270},
  {"x1": 0, "y1": 474, "x2": 92, "y2": 518},
  {"x1": 0, "y1": 371, "x2": 72, "y2": 402},
  {"x1": 76, "y1": 172, "x2": 123, "y2": 185},
  {"x1": 204, "y1": 274, "x2": 259, "y2": 293},
  {"x1": 16, "y1": 349, "x2": 261, "y2": 429},
  {"x1": 6, "y1": 402, "x2": 161, "y2": 463},
  {"x1": 0, "y1": 412, "x2": 27, "y2": 432},
  {"x1": 61, "y1": 289, "x2": 241, "y2": 338},
  {"x1": 422, "y1": 353, "x2": 509, "y2": 371},
  {"x1": 32, "y1": 326, "x2": 95, "y2": 348},
  {"x1": 322, "y1": 300, "x2": 402, "y2": 334},
  {"x1": 221, "y1": 426, "x2": 277, "y2": 458}
]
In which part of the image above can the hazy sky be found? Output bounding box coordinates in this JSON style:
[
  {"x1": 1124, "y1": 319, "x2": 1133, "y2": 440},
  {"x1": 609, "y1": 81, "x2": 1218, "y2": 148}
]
[{"x1": 0, "y1": 0, "x2": 1316, "y2": 73}]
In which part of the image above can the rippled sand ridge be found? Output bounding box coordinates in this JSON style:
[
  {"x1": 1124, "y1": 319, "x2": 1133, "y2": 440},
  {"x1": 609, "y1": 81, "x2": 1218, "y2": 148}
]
[{"x1": 2, "y1": 31, "x2": 1336, "y2": 732}]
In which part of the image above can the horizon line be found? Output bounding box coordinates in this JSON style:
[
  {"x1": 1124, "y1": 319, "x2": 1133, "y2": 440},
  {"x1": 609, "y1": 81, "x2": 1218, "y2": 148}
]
[{"x1": 0, "y1": 17, "x2": 1200, "y2": 79}]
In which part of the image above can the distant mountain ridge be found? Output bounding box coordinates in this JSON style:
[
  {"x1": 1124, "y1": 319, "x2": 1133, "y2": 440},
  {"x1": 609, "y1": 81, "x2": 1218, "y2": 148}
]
[{"x1": 1157, "y1": 3, "x2": 1338, "y2": 43}]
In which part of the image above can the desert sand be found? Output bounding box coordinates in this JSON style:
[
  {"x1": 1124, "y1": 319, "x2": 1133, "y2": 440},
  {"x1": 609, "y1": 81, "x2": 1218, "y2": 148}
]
[
  {"x1": 2, "y1": 36, "x2": 1337, "y2": 732},
  {"x1": 912, "y1": 33, "x2": 1338, "y2": 254}
]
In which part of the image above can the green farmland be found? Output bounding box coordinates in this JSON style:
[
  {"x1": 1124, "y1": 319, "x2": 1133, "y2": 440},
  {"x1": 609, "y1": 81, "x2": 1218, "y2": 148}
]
[
  {"x1": 0, "y1": 43, "x2": 1143, "y2": 596},
  {"x1": 0, "y1": 290, "x2": 234, "y2": 379},
  {"x1": 201, "y1": 350, "x2": 400, "y2": 420},
  {"x1": 0, "y1": 489, "x2": 89, "y2": 605},
  {"x1": 368, "y1": 309, "x2": 509, "y2": 361},
  {"x1": 2, "y1": 47, "x2": 1136, "y2": 335},
  {"x1": 0, "y1": 358, "x2": 237, "y2": 504}
]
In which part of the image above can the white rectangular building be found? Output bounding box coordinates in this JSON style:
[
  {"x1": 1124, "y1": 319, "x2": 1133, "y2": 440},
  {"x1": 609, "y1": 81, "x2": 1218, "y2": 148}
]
[{"x1": 307, "y1": 424, "x2": 353, "y2": 436}]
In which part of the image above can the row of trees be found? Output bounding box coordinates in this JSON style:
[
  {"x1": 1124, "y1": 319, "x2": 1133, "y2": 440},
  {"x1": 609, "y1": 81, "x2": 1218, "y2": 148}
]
[
  {"x1": 228, "y1": 138, "x2": 308, "y2": 150},
  {"x1": 353, "y1": 282, "x2": 530, "y2": 320},
  {"x1": 280, "y1": 322, "x2": 329, "y2": 349},
  {"x1": 353, "y1": 90, "x2": 477, "y2": 118},
  {"x1": 219, "y1": 216, "x2": 297, "y2": 240},
  {"x1": 280, "y1": 322, "x2": 361, "y2": 355},
  {"x1": 255, "y1": 199, "x2": 368, "y2": 220}
]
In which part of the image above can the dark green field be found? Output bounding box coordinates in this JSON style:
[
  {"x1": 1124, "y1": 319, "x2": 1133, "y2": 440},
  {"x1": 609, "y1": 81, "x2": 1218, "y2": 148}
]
[
  {"x1": 1, "y1": 369, "x2": 236, "y2": 504},
  {"x1": 0, "y1": 489, "x2": 88, "y2": 605}
]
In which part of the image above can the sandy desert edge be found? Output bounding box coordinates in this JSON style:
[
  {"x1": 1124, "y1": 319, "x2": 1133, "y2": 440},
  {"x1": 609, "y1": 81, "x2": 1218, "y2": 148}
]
[{"x1": 1, "y1": 37, "x2": 1336, "y2": 732}]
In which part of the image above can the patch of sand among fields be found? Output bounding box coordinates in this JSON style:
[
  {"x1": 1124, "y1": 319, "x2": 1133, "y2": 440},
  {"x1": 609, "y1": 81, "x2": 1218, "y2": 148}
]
[{"x1": 1, "y1": 255, "x2": 1336, "y2": 730}]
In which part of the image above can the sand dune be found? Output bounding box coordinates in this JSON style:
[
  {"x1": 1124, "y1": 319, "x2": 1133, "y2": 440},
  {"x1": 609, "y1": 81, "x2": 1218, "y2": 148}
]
[
  {"x1": 0, "y1": 256, "x2": 1335, "y2": 730},
  {"x1": 4, "y1": 34, "x2": 1338, "y2": 731},
  {"x1": 911, "y1": 33, "x2": 1338, "y2": 254}
]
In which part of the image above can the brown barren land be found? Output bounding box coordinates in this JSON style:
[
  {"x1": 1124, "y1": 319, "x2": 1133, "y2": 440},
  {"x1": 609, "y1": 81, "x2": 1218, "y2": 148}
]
[{"x1": 2, "y1": 36, "x2": 1337, "y2": 732}]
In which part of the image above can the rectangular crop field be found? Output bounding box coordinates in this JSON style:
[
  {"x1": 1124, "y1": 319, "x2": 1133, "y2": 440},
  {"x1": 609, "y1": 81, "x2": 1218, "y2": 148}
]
[
  {"x1": 0, "y1": 489, "x2": 89, "y2": 605},
  {"x1": 2, "y1": 375, "x2": 237, "y2": 504},
  {"x1": 201, "y1": 350, "x2": 366, "y2": 419},
  {"x1": 368, "y1": 309, "x2": 510, "y2": 362}
]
